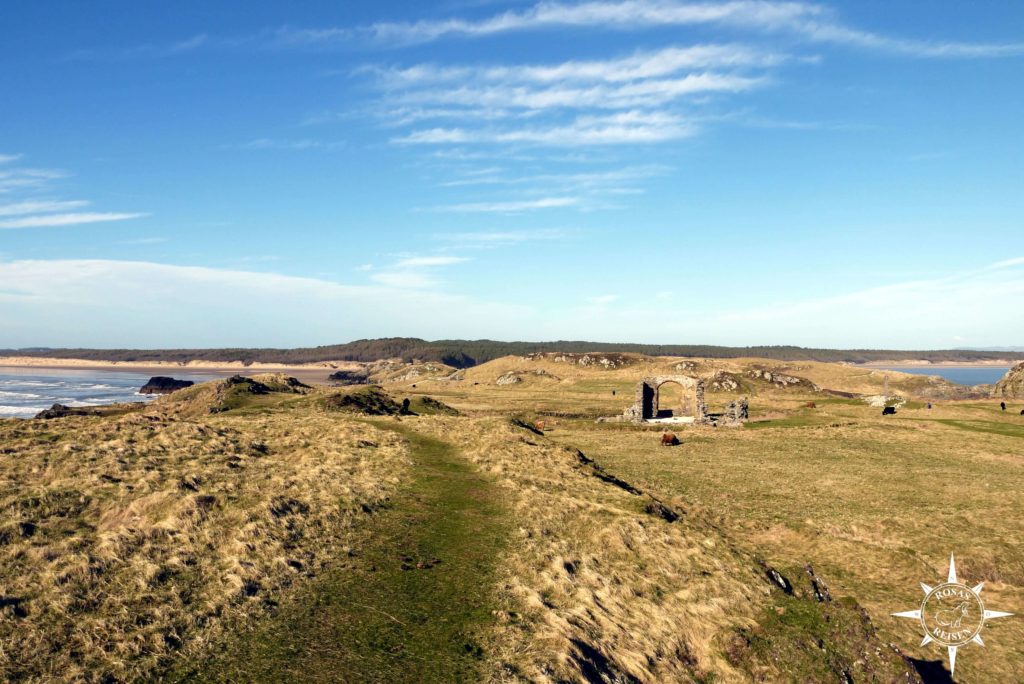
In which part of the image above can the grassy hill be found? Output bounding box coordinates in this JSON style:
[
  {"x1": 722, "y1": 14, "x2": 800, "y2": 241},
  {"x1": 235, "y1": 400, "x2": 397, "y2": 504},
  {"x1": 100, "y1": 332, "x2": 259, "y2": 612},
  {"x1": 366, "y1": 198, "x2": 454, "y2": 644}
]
[{"x1": 5, "y1": 337, "x2": 1024, "y2": 367}]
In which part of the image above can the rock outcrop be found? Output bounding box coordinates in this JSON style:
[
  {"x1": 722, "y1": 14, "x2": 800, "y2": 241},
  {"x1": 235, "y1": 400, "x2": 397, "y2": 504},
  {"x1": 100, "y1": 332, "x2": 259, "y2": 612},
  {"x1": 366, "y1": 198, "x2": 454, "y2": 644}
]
[
  {"x1": 747, "y1": 368, "x2": 819, "y2": 391},
  {"x1": 139, "y1": 376, "x2": 195, "y2": 395},
  {"x1": 328, "y1": 369, "x2": 371, "y2": 385},
  {"x1": 34, "y1": 403, "x2": 103, "y2": 419},
  {"x1": 993, "y1": 362, "x2": 1024, "y2": 398},
  {"x1": 496, "y1": 369, "x2": 560, "y2": 386}
]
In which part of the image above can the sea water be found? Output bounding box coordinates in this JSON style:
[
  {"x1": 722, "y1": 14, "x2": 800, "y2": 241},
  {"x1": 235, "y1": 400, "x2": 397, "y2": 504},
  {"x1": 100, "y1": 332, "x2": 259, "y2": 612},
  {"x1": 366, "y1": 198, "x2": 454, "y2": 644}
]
[
  {"x1": 877, "y1": 366, "x2": 1011, "y2": 386},
  {"x1": 0, "y1": 368, "x2": 220, "y2": 419}
]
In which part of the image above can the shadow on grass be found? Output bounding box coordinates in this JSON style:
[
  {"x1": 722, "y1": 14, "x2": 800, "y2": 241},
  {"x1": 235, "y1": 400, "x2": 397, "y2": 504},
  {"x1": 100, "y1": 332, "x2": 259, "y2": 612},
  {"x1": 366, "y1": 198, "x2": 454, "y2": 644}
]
[{"x1": 909, "y1": 658, "x2": 955, "y2": 684}]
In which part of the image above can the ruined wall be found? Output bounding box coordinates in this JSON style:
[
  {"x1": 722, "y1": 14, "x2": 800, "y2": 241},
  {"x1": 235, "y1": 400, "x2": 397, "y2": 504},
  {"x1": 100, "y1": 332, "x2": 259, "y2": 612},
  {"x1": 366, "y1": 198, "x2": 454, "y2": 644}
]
[{"x1": 624, "y1": 376, "x2": 708, "y2": 423}]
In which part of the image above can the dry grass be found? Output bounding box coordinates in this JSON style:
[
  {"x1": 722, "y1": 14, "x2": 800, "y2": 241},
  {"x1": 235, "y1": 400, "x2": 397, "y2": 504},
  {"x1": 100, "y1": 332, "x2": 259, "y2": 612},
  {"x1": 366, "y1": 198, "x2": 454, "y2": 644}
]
[
  {"x1": 413, "y1": 416, "x2": 915, "y2": 682},
  {"x1": 3, "y1": 354, "x2": 1007, "y2": 682},
  {"x1": 0, "y1": 385, "x2": 409, "y2": 682}
]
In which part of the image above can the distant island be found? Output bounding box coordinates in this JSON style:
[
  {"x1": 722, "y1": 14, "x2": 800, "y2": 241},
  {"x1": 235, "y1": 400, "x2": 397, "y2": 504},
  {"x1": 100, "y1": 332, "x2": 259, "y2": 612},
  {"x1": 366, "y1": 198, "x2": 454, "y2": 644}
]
[{"x1": 4, "y1": 338, "x2": 1023, "y2": 369}]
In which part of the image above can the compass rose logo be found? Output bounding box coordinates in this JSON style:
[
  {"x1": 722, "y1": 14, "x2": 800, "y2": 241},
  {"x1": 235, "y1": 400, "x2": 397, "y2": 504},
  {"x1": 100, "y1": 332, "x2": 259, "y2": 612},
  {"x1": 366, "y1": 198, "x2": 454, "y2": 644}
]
[{"x1": 892, "y1": 554, "x2": 1013, "y2": 675}]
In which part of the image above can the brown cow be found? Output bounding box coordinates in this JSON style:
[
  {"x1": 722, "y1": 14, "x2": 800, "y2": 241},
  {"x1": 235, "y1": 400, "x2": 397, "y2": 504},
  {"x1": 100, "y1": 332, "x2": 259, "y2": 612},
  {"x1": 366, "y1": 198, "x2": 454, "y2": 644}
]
[
  {"x1": 805, "y1": 402, "x2": 817, "y2": 409},
  {"x1": 661, "y1": 432, "x2": 680, "y2": 446},
  {"x1": 534, "y1": 420, "x2": 546, "y2": 432}
]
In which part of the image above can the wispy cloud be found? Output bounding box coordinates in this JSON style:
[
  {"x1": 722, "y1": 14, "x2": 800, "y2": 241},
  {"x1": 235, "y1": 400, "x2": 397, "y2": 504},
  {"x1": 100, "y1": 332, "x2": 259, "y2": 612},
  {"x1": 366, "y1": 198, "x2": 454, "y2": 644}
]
[
  {"x1": 439, "y1": 164, "x2": 669, "y2": 189},
  {"x1": 0, "y1": 258, "x2": 531, "y2": 347},
  {"x1": 391, "y1": 72, "x2": 765, "y2": 111},
  {"x1": 232, "y1": 138, "x2": 345, "y2": 151},
  {"x1": 350, "y1": 1, "x2": 1024, "y2": 57},
  {"x1": 0, "y1": 167, "x2": 68, "y2": 193},
  {"x1": 397, "y1": 111, "x2": 694, "y2": 146},
  {"x1": 0, "y1": 212, "x2": 148, "y2": 230},
  {"x1": 425, "y1": 197, "x2": 579, "y2": 213},
  {"x1": 116, "y1": 237, "x2": 168, "y2": 245},
  {"x1": 368, "y1": 43, "x2": 789, "y2": 85},
  {"x1": 433, "y1": 228, "x2": 568, "y2": 246},
  {"x1": 0, "y1": 156, "x2": 147, "y2": 231},
  {"x1": 0, "y1": 200, "x2": 90, "y2": 217},
  {"x1": 70, "y1": 2, "x2": 1024, "y2": 62},
  {"x1": 393, "y1": 255, "x2": 470, "y2": 267},
  {"x1": 365, "y1": 253, "x2": 472, "y2": 289},
  {"x1": 64, "y1": 33, "x2": 210, "y2": 61}
]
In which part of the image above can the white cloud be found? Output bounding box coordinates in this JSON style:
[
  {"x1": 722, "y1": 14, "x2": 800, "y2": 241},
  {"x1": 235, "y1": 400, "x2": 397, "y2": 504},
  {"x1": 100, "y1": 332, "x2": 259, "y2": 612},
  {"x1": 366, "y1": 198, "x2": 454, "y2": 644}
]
[
  {"x1": 707, "y1": 257, "x2": 1024, "y2": 346},
  {"x1": 393, "y1": 72, "x2": 765, "y2": 111},
  {"x1": 426, "y1": 197, "x2": 579, "y2": 213},
  {"x1": 441, "y1": 164, "x2": 670, "y2": 189},
  {"x1": 371, "y1": 44, "x2": 787, "y2": 85},
  {"x1": 0, "y1": 258, "x2": 531, "y2": 347},
  {"x1": 0, "y1": 212, "x2": 148, "y2": 230},
  {"x1": 0, "y1": 156, "x2": 147, "y2": 232},
  {"x1": 3, "y1": 256, "x2": 1022, "y2": 348},
  {"x1": 350, "y1": 1, "x2": 1024, "y2": 57},
  {"x1": 0, "y1": 167, "x2": 68, "y2": 193},
  {"x1": 369, "y1": 270, "x2": 441, "y2": 289},
  {"x1": 433, "y1": 228, "x2": 568, "y2": 245},
  {"x1": 393, "y1": 255, "x2": 470, "y2": 267},
  {"x1": 116, "y1": 237, "x2": 168, "y2": 245},
  {"x1": 234, "y1": 138, "x2": 344, "y2": 150},
  {"x1": 0, "y1": 200, "x2": 90, "y2": 216},
  {"x1": 364, "y1": 254, "x2": 472, "y2": 289},
  {"x1": 355, "y1": 1, "x2": 820, "y2": 44},
  {"x1": 398, "y1": 111, "x2": 694, "y2": 146}
]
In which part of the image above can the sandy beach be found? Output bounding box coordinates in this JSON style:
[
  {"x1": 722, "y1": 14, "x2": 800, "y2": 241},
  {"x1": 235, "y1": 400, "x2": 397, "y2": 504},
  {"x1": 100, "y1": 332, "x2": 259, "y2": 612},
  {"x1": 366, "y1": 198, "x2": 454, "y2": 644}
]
[{"x1": 0, "y1": 357, "x2": 357, "y2": 385}]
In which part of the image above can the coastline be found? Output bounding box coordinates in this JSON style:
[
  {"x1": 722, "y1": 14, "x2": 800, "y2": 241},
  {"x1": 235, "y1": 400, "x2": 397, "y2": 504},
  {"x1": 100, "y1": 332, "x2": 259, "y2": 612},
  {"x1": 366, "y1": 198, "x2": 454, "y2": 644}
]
[
  {"x1": 857, "y1": 360, "x2": 1015, "y2": 368},
  {"x1": 0, "y1": 357, "x2": 357, "y2": 385}
]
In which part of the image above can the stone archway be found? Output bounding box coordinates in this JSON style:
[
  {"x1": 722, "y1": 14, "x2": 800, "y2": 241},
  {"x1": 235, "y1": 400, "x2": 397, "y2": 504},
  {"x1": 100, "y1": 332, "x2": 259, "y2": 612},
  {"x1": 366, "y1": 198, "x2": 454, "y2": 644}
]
[{"x1": 624, "y1": 375, "x2": 708, "y2": 423}]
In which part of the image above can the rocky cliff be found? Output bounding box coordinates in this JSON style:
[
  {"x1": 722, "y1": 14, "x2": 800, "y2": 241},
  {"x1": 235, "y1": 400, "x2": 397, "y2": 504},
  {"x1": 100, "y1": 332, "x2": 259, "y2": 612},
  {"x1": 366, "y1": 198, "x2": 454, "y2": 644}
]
[{"x1": 993, "y1": 361, "x2": 1024, "y2": 398}]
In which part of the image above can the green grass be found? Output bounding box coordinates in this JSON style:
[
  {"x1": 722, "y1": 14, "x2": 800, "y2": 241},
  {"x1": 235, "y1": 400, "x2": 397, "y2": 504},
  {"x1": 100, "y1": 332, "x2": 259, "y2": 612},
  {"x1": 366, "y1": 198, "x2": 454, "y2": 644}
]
[
  {"x1": 169, "y1": 422, "x2": 507, "y2": 683},
  {"x1": 926, "y1": 418, "x2": 1024, "y2": 438},
  {"x1": 742, "y1": 414, "x2": 840, "y2": 429}
]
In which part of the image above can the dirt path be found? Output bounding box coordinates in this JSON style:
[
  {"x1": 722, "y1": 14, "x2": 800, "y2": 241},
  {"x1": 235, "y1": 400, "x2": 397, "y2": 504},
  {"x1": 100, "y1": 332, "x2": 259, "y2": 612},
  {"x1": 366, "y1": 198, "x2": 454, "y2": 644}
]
[{"x1": 169, "y1": 422, "x2": 507, "y2": 683}]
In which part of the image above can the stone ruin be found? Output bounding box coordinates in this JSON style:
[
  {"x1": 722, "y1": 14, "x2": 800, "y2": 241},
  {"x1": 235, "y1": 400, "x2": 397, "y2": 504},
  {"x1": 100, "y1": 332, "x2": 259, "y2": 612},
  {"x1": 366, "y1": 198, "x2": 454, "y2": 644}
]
[
  {"x1": 624, "y1": 375, "x2": 709, "y2": 424},
  {"x1": 620, "y1": 375, "x2": 748, "y2": 426},
  {"x1": 717, "y1": 397, "x2": 749, "y2": 426}
]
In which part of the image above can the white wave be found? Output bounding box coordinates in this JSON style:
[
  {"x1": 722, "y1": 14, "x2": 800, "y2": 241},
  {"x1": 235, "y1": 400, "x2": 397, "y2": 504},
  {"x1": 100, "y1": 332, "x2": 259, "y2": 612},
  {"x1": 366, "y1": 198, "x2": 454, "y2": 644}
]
[
  {"x1": 0, "y1": 405, "x2": 46, "y2": 416},
  {"x1": 0, "y1": 390, "x2": 43, "y2": 399}
]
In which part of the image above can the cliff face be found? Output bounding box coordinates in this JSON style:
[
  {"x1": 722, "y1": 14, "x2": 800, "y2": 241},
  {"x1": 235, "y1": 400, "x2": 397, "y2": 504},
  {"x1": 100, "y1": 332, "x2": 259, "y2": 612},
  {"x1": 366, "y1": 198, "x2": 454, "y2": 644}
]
[{"x1": 993, "y1": 362, "x2": 1024, "y2": 398}]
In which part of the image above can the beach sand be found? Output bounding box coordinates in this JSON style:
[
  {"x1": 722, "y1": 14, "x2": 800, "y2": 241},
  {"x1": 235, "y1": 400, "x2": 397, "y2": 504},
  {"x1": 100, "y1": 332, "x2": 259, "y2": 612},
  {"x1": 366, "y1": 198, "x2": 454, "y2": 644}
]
[{"x1": 0, "y1": 357, "x2": 357, "y2": 386}]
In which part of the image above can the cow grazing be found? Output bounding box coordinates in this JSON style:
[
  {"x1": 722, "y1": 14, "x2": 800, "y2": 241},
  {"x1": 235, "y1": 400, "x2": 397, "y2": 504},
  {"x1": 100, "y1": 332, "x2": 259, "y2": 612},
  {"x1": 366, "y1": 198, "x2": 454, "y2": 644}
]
[
  {"x1": 661, "y1": 432, "x2": 680, "y2": 446},
  {"x1": 1020, "y1": 409, "x2": 1024, "y2": 416},
  {"x1": 1001, "y1": 402, "x2": 1007, "y2": 411},
  {"x1": 882, "y1": 406, "x2": 897, "y2": 415},
  {"x1": 534, "y1": 420, "x2": 546, "y2": 432},
  {"x1": 805, "y1": 402, "x2": 817, "y2": 409}
]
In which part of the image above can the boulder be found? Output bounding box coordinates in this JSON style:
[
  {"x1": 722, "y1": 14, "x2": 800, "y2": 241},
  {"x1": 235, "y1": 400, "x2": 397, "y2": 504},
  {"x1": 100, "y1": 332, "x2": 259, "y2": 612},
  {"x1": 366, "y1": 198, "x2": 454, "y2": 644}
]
[{"x1": 139, "y1": 376, "x2": 195, "y2": 395}]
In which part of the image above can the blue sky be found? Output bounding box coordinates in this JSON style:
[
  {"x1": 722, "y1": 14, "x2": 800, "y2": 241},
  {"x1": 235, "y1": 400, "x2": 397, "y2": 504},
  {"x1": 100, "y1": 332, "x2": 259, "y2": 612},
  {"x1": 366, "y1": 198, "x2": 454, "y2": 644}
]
[{"x1": 1, "y1": 1, "x2": 1022, "y2": 349}]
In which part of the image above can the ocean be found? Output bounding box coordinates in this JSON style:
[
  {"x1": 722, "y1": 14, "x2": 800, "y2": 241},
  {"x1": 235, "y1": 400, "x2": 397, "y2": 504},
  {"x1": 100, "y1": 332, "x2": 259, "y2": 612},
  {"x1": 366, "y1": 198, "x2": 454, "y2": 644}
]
[
  {"x1": 876, "y1": 366, "x2": 1011, "y2": 386},
  {"x1": 0, "y1": 368, "x2": 222, "y2": 419}
]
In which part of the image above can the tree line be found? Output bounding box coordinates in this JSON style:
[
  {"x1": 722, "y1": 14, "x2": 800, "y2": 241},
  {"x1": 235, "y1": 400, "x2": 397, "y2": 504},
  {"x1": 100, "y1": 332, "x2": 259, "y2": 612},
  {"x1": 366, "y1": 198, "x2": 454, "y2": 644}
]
[{"x1": 4, "y1": 338, "x2": 1023, "y2": 368}]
